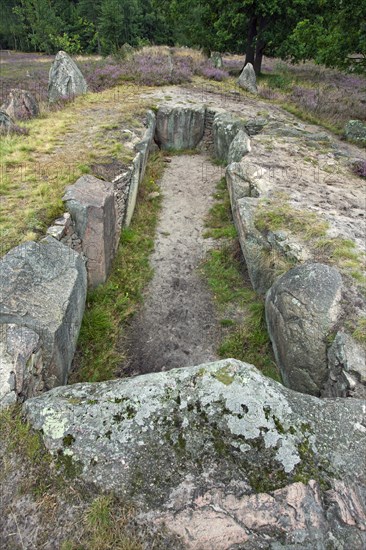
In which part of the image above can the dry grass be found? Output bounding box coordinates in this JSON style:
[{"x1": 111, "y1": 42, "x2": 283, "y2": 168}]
[{"x1": 0, "y1": 84, "x2": 151, "y2": 256}]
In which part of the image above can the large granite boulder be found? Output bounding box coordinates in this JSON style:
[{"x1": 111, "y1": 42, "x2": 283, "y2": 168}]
[
  {"x1": 48, "y1": 50, "x2": 87, "y2": 103},
  {"x1": 1, "y1": 88, "x2": 39, "y2": 120},
  {"x1": 266, "y1": 263, "x2": 343, "y2": 395},
  {"x1": 212, "y1": 112, "x2": 247, "y2": 162},
  {"x1": 63, "y1": 175, "x2": 117, "y2": 288},
  {"x1": 24, "y1": 359, "x2": 366, "y2": 549},
  {"x1": 344, "y1": 119, "x2": 366, "y2": 145},
  {"x1": 0, "y1": 238, "x2": 86, "y2": 393},
  {"x1": 210, "y1": 51, "x2": 223, "y2": 69},
  {"x1": 155, "y1": 105, "x2": 205, "y2": 150},
  {"x1": 238, "y1": 62, "x2": 258, "y2": 94}
]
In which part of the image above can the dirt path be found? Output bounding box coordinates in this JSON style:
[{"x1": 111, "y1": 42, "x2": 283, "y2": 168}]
[{"x1": 124, "y1": 155, "x2": 222, "y2": 375}]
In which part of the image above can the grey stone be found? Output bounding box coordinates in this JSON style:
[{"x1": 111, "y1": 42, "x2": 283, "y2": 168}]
[
  {"x1": 0, "y1": 238, "x2": 86, "y2": 391},
  {"x1": 24, "y1": 359, "x2": 366, "y2": 548},
  {"x1": 0, "y1": 324, "x2": 44, "y2": 407},
  {"x1": 48, "y1": 50, "x2": 87, "y2": 103},
  {"x1": 234, "y1": 197, "x2": 275, "y2": 294},
  {"x1": 0, "y1": 110, "x2": 17, "y2": 134},
  {"x1": 155, "y1": 105, "x2": 205, "y2": 150},
  {"x1": 1, "y1": 88, "x2": 39, "y2": 120},
  {"x1": 227, "y1": 129, "x2": 251, "y2": 163},
  {"x1": 124, "y1": 153, "x2": 142, "y2": 227},
  {"x1": 266, "y1": 263, "x2": 343, "y2": 395},
  {"x1": 212, "y1": 112, "x2": 247, "y2": 162},
  {"x1": 244, "y1": 116, "x2": 268, "y2": 136},
  {"x1": 344, "y1": 119, "x2": 366, "y2": 144},
  {"x1": 210, "y1": 51, "x2": 223, "y2": 69},
  {"x1": 322, "y1": 331, "x2": 366, "y2": 398},
  {"x1": 47, "y1": 225, "x2": 66, "y2": 240},
  {"x1": 237, "y1": 63, "x2": 258, "y2": 94},
  {"x1": 63, "y1": 175, "x2": 117, "y2": 288}
]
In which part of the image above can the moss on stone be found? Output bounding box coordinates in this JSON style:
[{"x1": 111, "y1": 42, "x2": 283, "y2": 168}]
[{"x1": 213, "y1": 366, "x2": 235, "y2": 385}]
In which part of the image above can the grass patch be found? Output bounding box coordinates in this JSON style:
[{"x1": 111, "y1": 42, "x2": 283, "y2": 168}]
[
  {"x1": 71, "y1": 152, "x2": 164, "y2": 383},
  {"x1": 0, "y1": 83, "x2": 149, "y2": 256},
  {"x1": 201, "y1": 178, "x2": 280, "y2": 381},
  {"x1": 352, "y1": 318, "x2": 366, "y2": 344},
  {"x1": 255, "y1": 196, "x2": 366, "y2": 287}
]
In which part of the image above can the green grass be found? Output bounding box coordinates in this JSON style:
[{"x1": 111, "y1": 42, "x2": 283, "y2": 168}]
[
  {"x1": 201, "y1": 178, "x2": 280, "y2": 381},
  {"x1": 255, "y1": 196, "x2": 366, "y2": 288},
  {"x1": 71, "y1": 152, "x2": 164, "y2": 383}
]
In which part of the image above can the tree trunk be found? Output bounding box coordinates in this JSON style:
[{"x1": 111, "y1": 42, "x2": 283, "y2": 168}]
[
  {"x1": 244, "y1": 16, "x2": 257, "y2": 68},
  {"x1": 253, "y1": 16, "x2": 267, "y2": 75}
]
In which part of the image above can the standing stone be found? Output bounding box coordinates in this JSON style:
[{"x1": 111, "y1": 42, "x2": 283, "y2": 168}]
[
  {"x1": 63, "y1": 175, "x2": 118, "y2": 288},
  {"x1": 266, "y1": 263, "x2": 343, "y2": 395},
  {"x1": 1, "y1": 88, "x2": 39, "y2": 120},
  {"x1": 227, "y1": 129, "x2": 251, "y2": 163},
  {"x1": 155, "y1": 105, "x2": 205, "y2": 150},
  {"x1": 238, "y1": 62, "x2": 258, "y2": 94},
  {"x1": 0, "y1": 110, "x2": 17, "y2": 134},
  {"x1": 48, "y1": 50, "x2": 87, "y2": 103},
  {"x1": 212, "y1": 112, "x2": 247, "y2": 162},
  {"x1": 210, "y1": 51, "x2": 223, "y2": 69},
  {"x1": 0, "y1": 324, "x2": 44, "y2": 407},
  {"x1": 0, "y1": 238, "x2": 87, "y2": 392}
]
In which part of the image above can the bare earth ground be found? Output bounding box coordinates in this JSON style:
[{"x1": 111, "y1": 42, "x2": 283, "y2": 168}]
[{"x1": 124, "y1": 155, "x2": 222, "y2": 375}]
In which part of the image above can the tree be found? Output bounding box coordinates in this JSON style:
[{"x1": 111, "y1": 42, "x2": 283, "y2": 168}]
[
  {"x1": 284, "y1": 0, "x2": 366, "y2": 73},
  {"x1": 98, "y1": 0, "x2": 141, "y2": 54}
]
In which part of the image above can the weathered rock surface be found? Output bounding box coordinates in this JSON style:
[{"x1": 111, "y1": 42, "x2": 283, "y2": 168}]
[
  {"x1": 266, "y1": 263, "x2": 343, "y2": 395},
  {"x1": 227, "y1": 129, "x2": 251, "y2": 163},
  {"x1": 212, "y1": 112, "x2": 247, "y2": 162},
  {"x1": 48, "y1": 50, "x2": 87, "y2": 103},
  {"x1": 0, "y1": 324, "x2": 44, "y2": 407},
  {"x1": 238, "y1": 62, "x2": 258, "y2": 94},
  {"x1": 244, "y1": 116, "x2": 268, "y2": 135},
  {"x1": 0, "y1": 238, "x2": 87, "y2": 392},
  {"x1": 155, "y1": 105, "x2": 205, "y2": 150},
  {"x1": 345, "y1": 119, "x2": 366, "y2": 145},
  {"x1": 24, "y1": 359, "x2": 366, "y2": 549},
  {"x1": 125, "y1": 110, "x2": 156, "y2": 226},
  {"x1": 63, "y1": 175, "x2": 117, "y2": 288},
  {"x1": 0, "y1": 110, "x2": 17, "y2": 134},
  {"x1": 322, "y1": 331, "x2": 366, "y2": 398},
  {"x1": 1, "y1": 88, "x2": 39, "y2": 120}
]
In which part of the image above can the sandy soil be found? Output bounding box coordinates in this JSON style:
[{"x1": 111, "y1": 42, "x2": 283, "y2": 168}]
[{"x1": 123, "y1": 155, "x2": 223, "y2": 375}]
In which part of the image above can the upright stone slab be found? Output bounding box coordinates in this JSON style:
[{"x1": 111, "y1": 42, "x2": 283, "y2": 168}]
[
  {"x1": 212, "y1": 112, "x2": 247, "y2": 162},
  {"x1": 63, "y1": 175, "x2": 117, "y2": 288},
  {"x1": 266, "y1": 263, "x2": 343, "y2": 395},
  {"x1": 227, "y1": 129, "x2": 251, "y2": 163},
  {"x1": 237, "y1": 62, "x2": 258, "y2": 94},
  {"x1": 0, "y1": 238, "x2": 86, "y2": 392},
  {"x1": 48, "y1": 50, "x2": 87, "y2": 103},
  {"x1": 155, "y1": 105, "x2": 205, "y2": 150},
  {"x1": 1, "y1": 88, "x2": 39, "y2": 120},
  {"x1": 0, "y1": 110, "x2": 17, "y2": 134},
  {"x1": 0, "y1": 324, "x2": 44, "y2": 407}
]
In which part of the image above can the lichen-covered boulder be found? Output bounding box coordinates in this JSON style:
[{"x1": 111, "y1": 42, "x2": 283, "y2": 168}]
[
  {"x1": 210, "y1": 51, "x2": 223, "y2": 69},
  {"x1": 227, "y1": 129, "x2": 251, "y2": 163},
  {"x1": 48, "y1": 50, "x2": 87, "y2": 103},
  {"x1": 238, "y1": 62, "x2": 258, "y2": 94},
  {"x1": 63, "y1": 175, "x2": 117, "y2": 288},
  {"x1": 24, "y1": 359, "x2": 366, "y2": 549},
  {"x1": 1, "y1": 88, "x2": 39, "y2": 120},
  {"x1": 155, "y1": 105, "x2": 205, "y2": 150},
  {"x1": 0, "y1": 238, "x2": 86, "y2": 392},
  {"x1": 344, "y1": 119, "x2": 366, "y2": 145},
  {"x1": 266, "y1": 263, "x2": 343, "y2": 395},
  {"x1": 212, "y1": 112, "x2": 247, "y2": 162}
]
